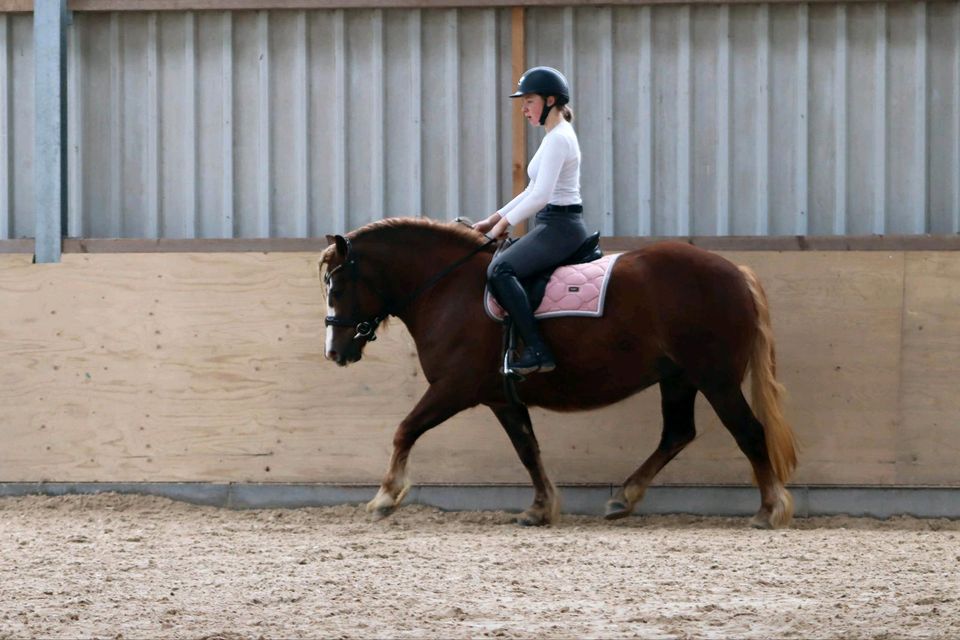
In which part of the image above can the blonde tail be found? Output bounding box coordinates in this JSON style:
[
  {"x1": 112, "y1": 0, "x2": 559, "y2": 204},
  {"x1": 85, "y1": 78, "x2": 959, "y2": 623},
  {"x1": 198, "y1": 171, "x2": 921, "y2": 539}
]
[{"x1": 738, "y1": 265, "x2": 798, "y2": 484}]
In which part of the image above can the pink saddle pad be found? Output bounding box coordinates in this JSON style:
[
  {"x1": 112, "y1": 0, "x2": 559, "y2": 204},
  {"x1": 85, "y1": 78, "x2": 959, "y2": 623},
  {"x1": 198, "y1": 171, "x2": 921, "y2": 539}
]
[{"x1": 485, "y1": 253, "x2": 622, "y2": 321}]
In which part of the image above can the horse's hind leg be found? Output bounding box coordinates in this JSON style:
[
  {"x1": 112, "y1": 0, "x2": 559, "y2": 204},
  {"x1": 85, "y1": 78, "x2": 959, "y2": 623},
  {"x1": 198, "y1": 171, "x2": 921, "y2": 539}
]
[
  {"x1": 605, "y1": 376, "x2": 698, "y2": 520},
  {"x1": 702, "y1": 385, "x2": 793, "y2": 529},
  {"x1": 490, "y1": 402, "x2": 560, "y2": 526}
]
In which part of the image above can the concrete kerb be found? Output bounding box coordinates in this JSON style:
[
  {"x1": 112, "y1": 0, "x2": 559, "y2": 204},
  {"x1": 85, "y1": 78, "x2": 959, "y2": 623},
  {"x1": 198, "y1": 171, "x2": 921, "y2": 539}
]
[{"x1": 0, "y1": 483, "x2": 958, "y2": 519}]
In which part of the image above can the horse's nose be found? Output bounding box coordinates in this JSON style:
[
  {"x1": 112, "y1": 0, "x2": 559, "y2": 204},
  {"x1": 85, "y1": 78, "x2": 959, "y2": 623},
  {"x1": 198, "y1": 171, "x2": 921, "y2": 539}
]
[{"x1": 325, "y1": 349, "x2": 337, "y2": 361}]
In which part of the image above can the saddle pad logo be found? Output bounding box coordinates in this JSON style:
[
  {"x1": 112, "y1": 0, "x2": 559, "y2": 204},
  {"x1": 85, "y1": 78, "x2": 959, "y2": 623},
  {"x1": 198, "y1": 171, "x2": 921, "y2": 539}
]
[{"x1": 485, "y1": 253, "x2": 623, "y2": 321}]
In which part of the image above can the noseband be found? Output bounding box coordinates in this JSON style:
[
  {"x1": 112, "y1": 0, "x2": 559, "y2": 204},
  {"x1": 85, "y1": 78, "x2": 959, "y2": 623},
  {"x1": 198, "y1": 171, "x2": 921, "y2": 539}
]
[{"x1": 324, "y1": 234, "x2": 494, "y2": 343}]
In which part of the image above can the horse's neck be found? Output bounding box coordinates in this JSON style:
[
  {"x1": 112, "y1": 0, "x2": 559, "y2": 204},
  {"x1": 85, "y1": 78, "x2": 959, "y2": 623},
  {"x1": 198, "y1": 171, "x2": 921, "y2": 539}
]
[
  {"x1": 368, "y1": 234, "x2": 488, "y2": 306},
  {"x1": 381, "y1": 237, "x2": 490, "y2": 370}
]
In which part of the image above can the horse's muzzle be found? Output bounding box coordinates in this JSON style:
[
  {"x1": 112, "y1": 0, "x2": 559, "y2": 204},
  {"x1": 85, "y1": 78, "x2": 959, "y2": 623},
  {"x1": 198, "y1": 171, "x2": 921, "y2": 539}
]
[{"x1": 326, "y1": 348, "x2": 362, "y2": 367}]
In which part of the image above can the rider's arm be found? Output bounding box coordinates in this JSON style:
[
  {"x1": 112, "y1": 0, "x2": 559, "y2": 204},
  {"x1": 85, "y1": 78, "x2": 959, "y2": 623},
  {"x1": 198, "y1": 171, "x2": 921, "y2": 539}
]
[
  {"x1": 500, "y1": 133, "x2": 570, "y2": 226},
  {"x1": 496, "y1": 183, "x2": 533, "y2": 220}
]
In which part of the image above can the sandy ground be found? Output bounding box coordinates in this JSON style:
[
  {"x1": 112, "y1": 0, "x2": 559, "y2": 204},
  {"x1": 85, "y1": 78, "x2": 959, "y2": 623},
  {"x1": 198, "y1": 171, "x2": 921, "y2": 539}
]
[{"x1": 0, "y1": 494, "x2": 958, "y2": 639}]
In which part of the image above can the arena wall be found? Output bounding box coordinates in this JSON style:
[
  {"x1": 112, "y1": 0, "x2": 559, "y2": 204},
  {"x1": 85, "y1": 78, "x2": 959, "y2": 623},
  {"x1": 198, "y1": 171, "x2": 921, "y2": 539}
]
[
  {"x1": 4, "y1": 2, "x2": 960, "y2": 241},
  {"x1": 1, "y1": 246, "x2": 957, "y2": 488}
]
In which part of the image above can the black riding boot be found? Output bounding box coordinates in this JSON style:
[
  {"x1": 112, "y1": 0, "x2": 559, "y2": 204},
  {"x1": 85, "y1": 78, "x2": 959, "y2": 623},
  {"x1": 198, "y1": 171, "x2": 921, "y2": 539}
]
[{"x1": 489, "y1": 264, "x2": 556, "y2": 375}]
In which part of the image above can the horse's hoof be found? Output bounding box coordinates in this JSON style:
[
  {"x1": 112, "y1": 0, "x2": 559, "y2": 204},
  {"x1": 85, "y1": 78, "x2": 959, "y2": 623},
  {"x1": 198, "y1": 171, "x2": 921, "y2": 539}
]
[
  {"x1": 367, "y1": 495, "x2": 397, "y2": 520},
  {"x1": 516, "y1": 511, "x2": 548, "y2": 527},
  {"x1": 604, "y1": 500, "x2": 632, "y2": 520},
  {"x1": 749, "y1": 514, "x2": 774, "y2": 529},
  {"x1": 371, "y1": 506, "x2": 396, "y2": 521}
]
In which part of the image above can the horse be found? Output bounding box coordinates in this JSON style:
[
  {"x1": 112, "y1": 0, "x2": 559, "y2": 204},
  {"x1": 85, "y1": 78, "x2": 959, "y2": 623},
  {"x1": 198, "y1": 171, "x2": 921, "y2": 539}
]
[{"x1": 320, "y1": 217, "x2": 798, "y2": 528}]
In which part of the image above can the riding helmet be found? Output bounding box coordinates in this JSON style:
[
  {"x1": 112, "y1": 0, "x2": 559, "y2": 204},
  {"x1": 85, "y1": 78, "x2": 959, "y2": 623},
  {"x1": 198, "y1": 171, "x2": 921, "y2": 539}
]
[{"x1": 509, "y1": 66, "x2": 570, "y2": 105}]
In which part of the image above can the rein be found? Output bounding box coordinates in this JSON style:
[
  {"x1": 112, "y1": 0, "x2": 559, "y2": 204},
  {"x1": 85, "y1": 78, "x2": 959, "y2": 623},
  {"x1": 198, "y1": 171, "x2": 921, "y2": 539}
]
[{"x1": 324, "y1": 234, "x2": 496, "y2": 342}]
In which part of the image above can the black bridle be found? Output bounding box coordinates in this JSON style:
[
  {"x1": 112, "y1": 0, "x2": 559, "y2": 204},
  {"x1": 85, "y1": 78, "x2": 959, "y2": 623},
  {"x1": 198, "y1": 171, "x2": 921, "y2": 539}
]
[{"x1": 324, "y1": 234, "x2": 495, "y2": 343}]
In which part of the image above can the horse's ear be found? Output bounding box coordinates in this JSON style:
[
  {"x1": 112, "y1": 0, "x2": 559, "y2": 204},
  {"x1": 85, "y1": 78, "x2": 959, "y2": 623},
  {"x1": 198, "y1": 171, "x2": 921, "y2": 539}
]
[{"x1": 326, "y1": 234, "x2": 349, "y2": 257}]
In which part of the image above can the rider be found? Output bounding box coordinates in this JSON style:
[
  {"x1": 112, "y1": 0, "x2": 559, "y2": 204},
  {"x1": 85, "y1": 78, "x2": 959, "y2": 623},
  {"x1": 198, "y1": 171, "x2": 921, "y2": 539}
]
[{"x1": 473, "y1": 66, "x2": 587, "y2": 375}]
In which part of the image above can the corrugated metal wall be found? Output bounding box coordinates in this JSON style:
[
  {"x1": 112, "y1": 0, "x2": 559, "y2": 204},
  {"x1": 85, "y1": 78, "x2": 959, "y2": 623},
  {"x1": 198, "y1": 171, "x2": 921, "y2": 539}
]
[
  {"x1": 1, "y1": 3, "x2": 959, "y2": 239},
  {"x1": 0, "y1": 13, "x2": 34, "y2": 240},
  {"x1": 65, "y1": 9, "x2": 513, "y2": 238},
  {"x1": 527, "y1": 2, "x2": 960, "y2": 236}
]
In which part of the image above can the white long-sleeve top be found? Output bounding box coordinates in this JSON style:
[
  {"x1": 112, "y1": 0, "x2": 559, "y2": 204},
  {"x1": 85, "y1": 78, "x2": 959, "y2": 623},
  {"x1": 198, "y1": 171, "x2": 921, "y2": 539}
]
[{"x1": 497, "y1": 119, "x2": 582, "y2": 225}]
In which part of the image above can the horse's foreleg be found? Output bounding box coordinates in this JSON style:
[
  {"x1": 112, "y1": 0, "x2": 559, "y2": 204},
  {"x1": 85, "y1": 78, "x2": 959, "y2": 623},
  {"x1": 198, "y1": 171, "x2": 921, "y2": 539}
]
[
  {"x1": 606, "y1": 376, "x2": 698, "y2": 520},
  {"x1": 490, "y1": 402, "x2": 559, "y2": 526},
  {"x1": 367, "y1": 383, "x2": 466, "y2": 520}
]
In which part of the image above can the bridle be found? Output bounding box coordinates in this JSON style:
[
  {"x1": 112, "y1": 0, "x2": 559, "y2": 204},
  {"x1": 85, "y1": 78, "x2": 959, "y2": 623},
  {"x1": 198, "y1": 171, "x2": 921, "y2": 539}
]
[{"x1": 324, "y1": 234, "x2": 495, "y2": 343}]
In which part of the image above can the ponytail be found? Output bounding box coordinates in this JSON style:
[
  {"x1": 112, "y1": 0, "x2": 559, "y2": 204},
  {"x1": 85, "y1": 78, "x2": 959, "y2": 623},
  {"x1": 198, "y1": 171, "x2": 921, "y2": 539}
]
[{"x1": 561, "y1": 105, "x2": 574, "y2": 122}]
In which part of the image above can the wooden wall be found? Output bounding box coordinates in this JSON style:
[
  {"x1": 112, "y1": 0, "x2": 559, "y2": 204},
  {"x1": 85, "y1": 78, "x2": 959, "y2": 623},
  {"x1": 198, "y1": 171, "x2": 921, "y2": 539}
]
[{"x1": 0, "y1": 250, "x2": 957, "y2": 486}]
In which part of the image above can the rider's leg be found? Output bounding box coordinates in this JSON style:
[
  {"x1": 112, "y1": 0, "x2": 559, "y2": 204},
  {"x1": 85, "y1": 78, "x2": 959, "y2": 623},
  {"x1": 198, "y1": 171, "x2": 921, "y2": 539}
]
[
  {"x1": 488, "y1": 261, "x2": 556, "y2": 374},
  {"x1": 486, "y1": 214, "x2": 587, "y2": 374}
]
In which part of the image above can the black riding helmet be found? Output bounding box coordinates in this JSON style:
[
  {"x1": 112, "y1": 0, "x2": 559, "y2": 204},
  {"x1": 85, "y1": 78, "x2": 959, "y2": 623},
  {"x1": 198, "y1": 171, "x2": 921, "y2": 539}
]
[{"x1": 510, "y1": 66, "x2": 570, "y2": 126}]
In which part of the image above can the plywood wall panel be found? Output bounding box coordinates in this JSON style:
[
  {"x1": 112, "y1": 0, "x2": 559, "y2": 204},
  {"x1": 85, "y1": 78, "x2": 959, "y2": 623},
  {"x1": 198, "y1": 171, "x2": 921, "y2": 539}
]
[
  {"x1": 897, "y1": 253, "x2": 960, "y2": 484},
  {"x1": 1, "y1": 250, "x2": 958, "y2": 487}
]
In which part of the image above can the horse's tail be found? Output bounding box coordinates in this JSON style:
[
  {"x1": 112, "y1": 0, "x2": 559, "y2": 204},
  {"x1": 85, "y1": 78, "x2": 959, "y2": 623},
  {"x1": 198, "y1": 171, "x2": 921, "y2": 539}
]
[{"x1": 738, "y1": 265, "x2": 798, "y2": 484}]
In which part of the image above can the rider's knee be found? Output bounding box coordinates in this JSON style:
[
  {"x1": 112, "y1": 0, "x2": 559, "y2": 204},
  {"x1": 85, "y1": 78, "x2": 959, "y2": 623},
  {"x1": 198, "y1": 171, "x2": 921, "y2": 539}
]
[{"x1": 488, "y1": 260, "x2": 517, "y2": 282}]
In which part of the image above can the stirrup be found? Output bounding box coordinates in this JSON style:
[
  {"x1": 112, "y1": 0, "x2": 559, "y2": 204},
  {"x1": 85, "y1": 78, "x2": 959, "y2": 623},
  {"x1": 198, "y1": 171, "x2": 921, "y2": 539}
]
[
  {"x1": 501, "y1": 349, "x2": 527, "y2": 381},
  {"x1": 509, "y1": 349, "x2": 556, "y2": 376},
  {"x1": 511, "y1": 360, "x2": 556, "y2": 376}
]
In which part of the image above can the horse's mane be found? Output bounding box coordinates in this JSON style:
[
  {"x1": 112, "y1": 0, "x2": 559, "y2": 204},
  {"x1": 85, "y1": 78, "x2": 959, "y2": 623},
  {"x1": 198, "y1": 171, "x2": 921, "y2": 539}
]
[{"x1": 319, "y1": 217, "x2": 491, "y2": 268}]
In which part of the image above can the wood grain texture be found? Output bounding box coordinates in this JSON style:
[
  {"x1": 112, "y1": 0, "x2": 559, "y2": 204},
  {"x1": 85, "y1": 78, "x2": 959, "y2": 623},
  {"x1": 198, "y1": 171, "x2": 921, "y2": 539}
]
[
  {"x1": 720, "y1": 251, "x2": 905, "y2": 485},
  {"x1": 0, "y1": 251, "x2": 957, "y2": 486},
  {"x1": 0, "y1": 1, "x2": 30, "y2": 12},
  {"x1": 0, "y1": 239, "x2": 33, "y2": 253},
  {"x1": 0, "y1": 252, "x2": 412, "y2": 482},
  {"x1": 897, "y1": 253, "x2": 960, "y2": 484}
]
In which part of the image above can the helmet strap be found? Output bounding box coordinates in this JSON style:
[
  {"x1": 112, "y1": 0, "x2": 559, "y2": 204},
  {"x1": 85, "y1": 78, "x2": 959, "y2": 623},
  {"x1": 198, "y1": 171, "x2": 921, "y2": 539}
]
[{"x1": 538, "y1": 96, "x2": 554, "y2": 126}]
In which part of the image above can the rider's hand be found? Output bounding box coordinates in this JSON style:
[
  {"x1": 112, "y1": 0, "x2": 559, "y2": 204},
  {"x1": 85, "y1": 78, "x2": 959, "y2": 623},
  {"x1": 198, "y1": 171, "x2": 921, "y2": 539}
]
[
  {"x1": 489, "y1": 217, "x2": 511, "y2": 239},
  {"x1": 472, "y1": 213, "x2": 500, "y2": 234}
]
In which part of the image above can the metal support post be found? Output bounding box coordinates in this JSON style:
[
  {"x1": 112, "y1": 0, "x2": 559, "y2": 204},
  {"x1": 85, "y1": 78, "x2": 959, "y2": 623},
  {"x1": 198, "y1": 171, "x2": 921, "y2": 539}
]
[{"x1": 33, "y1": 0, "x2": 69, "y2": 263}]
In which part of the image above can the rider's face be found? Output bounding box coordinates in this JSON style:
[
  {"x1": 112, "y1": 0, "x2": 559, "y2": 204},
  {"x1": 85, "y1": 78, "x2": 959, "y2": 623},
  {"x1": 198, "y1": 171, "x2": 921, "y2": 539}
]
[{"x1": 520, "y1": 94, "x2": 555, "y2": 126}]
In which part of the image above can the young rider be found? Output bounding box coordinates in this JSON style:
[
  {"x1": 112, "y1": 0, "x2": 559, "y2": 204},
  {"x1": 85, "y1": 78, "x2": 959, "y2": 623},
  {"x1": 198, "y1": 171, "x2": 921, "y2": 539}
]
[{"x1": 473, "y1": 66, "x2": 587, "y2": 375}]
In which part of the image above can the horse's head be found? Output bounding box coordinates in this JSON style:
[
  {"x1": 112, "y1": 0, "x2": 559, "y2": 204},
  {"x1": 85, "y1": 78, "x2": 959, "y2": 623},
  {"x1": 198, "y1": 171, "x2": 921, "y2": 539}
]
[
  {"x1": 320, "y1": 234, "x2": 387, "y2": 366},
  {"x1": 320, "y1": 218, "x2": 494, "y2": 366}
]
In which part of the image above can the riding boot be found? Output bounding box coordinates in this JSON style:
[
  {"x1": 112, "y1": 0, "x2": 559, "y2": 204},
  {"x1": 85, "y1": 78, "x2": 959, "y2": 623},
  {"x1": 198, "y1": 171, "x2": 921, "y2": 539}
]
[{"x1": 489, "y1": 265, "x2": 556, "y2": 375}]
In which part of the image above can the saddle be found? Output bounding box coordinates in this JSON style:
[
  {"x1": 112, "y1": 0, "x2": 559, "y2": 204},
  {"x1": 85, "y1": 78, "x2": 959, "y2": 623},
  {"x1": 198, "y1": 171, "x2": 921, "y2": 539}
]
[
  {"x1": 523, "y1": 232, "x2": 603, "y2": 309},
  {"x1": 486, "y1": 232, "x2": 622, "y2": 322}
]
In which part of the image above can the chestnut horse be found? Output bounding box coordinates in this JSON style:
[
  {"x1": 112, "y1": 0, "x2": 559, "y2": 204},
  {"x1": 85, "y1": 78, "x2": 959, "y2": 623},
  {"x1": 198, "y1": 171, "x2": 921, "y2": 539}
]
[{"x1": 321, "y1": 218, "x2": 798, "y2": 528}]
